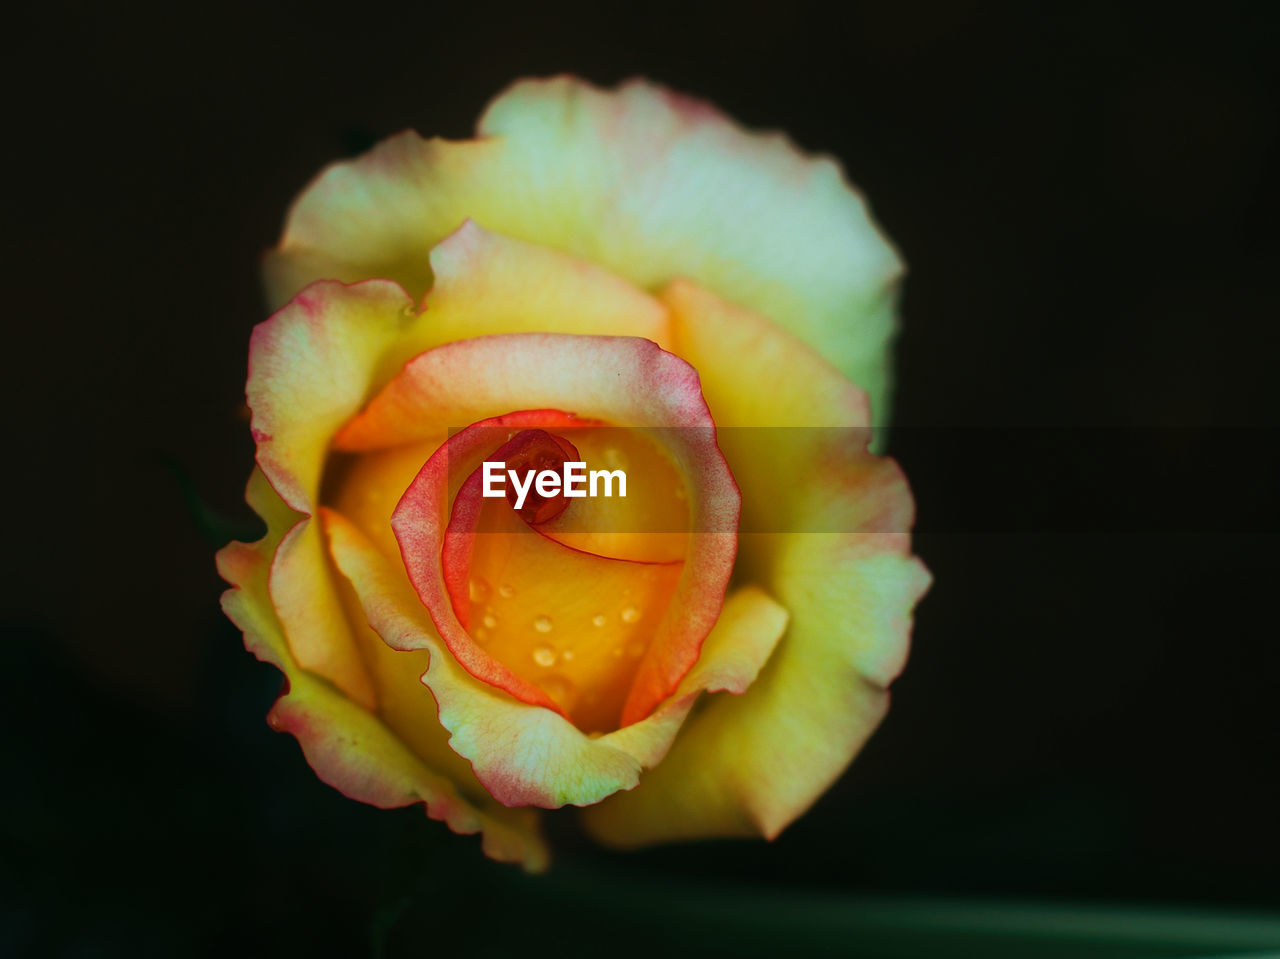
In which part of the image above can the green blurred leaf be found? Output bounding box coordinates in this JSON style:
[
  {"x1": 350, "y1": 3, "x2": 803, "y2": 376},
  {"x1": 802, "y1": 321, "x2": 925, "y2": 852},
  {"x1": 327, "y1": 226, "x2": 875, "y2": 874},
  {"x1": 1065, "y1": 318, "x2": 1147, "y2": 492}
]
[{"x1": 377, "y1": 862, "x2": 1280, "y2": 959}]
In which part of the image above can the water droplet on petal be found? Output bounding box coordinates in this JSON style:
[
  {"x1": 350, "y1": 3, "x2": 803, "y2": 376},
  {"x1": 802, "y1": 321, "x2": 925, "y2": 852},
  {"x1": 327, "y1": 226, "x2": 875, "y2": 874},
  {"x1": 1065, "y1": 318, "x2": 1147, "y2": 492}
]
[
  {"x1": 591, "y1": 614, "x2": 607, "y2": 627},
  {"x1": 561, "y1": 649, "x2": 575, "y2": 661},
  {"x1": 533, "y1": 615, "x2": 553, "y2": 633},
  {"x1": 498, "y1": 584, "x2": 515, "y2": 599},
  {"x1": 469, "y1": 578, "x2": 490, "y2": 603},
  {"x1": 482, "y1": 613, "x2": 497, "y2": 629},
  {"x1": 532, "y1": 645, "x2": 557, "y2": 667},
  {"x1": 603, "y1": 447, "x2": 628, "y2": 469},
  {"x1": 542, "y1": 675, "x2": 574, "y2": 704},
  {"x1": 474, "y1": 627, "x2": 489, "y2": 643},
  {"x1": 621, "y1": 605, "x2": 640, "y2": 624},
  {"x1": 674, "y1": 484, "x2": 687, "y2": 500}
]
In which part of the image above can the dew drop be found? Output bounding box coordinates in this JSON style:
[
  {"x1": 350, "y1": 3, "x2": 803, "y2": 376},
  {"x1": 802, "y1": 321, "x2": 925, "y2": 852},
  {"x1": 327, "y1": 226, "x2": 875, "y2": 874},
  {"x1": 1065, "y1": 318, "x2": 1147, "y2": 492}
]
[
  {"x1": 621, "y1": 605, "x2": 641, "y2": 624},
  {"x1": 468, "y1": 578, "x2": 490, "y2": 603},
  {"x1": 498, "y1": 584, "x2": 516, "y2": 599},
  {"x1": 674, "y1": 484, "x2": 687, "y2": 500},
  {"x1": 542, "y1": 675, "x2": 574, "y2": 704},
  {"x1": 474, "y1": 627, "x2": 489, "y2": 643},
  {"x1": 533, "y1": 615, "x2": 553, "y2": 633},
  {"x1": 561, "y1": 649, "x2": 575, "y2": 662},
  {"x1": 532, "y1": 645, "x2": 557, "y2": 667},
  {"x1": 591, "y1": 614, "x2": 607, "y2": 628},
  {"x1": 603, "y1": 447, "x2": 628, "y2": 469},
  {"x1": 482, "y1": 613, "x2": 498, "y2": 629}
]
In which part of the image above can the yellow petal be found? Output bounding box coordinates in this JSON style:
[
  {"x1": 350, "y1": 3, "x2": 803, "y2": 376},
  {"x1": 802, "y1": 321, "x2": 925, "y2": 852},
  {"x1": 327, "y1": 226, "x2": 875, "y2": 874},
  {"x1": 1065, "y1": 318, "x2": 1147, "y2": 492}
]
[
  {"x1": 419, "y1": 220, "x2": 671, "y2": 351},
  {"x1": 264, "y1": 134, "x2": 500, "y2": 309},
  {"x1": 216, "y1": 468, "x2": 548, "y2": 870},
  {"x1": 376, "y1": 335, "x2": 738, "y2": 727},
  {"x1": 326, "y1": 507, "x2": 783, "y2": 809},
  {"x1": 247, "y1": 279, "x2": 426, "y2": 703},
  {"x1": 441, "y1": 441, "x2": 684, "y2": 733},
  {"x1": 267, "y1": 78, "x2": 903, "y2": 421},
  {"x1": 580, "y1": 280, "x2": 929, "y2": 846}
]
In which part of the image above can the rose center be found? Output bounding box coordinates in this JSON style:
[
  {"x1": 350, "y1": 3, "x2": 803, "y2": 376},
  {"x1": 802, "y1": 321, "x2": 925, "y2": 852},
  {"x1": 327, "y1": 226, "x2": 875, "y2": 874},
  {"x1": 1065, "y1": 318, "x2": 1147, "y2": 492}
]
[
  {"x1": 437, "y1": 421, "x2": 691, "y2": 733},
  {"x1": 499, "y1": 429, "x2": 581, "y2": 525}
]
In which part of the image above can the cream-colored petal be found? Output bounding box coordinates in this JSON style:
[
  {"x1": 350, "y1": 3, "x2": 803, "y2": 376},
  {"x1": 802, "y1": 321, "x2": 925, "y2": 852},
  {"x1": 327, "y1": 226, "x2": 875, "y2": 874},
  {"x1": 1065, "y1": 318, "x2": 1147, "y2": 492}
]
[
  {"x1": 265, "y1": 77, "x2": 902, "y2": 421},
  {"x1": 216, "y1": 469, "x2": 548, "y2": 870}
]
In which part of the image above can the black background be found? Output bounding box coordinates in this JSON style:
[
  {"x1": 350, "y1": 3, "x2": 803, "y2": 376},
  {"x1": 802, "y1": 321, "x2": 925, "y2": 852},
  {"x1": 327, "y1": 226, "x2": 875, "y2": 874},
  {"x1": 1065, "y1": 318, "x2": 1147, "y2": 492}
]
[{"x1": 6, "y1": 2, "x2": 1278, "y2": 956}]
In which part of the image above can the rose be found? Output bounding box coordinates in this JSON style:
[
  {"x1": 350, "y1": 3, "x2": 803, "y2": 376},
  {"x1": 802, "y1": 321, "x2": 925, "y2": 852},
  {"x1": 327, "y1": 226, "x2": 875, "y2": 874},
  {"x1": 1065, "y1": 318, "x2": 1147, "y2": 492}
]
[{"x1": 218, "y1": 77, "x2": 930, "y2": 870}]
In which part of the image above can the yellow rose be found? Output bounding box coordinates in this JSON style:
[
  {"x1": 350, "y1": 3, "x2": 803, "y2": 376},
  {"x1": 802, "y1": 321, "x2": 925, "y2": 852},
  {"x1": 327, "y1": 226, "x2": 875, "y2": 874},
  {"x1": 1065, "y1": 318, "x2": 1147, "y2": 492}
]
[{"x1": 218, "y1": 76, "x2": 930, "y2": 870}]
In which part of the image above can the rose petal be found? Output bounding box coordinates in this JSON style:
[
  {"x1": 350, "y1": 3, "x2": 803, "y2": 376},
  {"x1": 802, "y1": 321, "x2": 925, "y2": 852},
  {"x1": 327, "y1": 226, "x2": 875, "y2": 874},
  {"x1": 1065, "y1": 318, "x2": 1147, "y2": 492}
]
[
  {"x1": 579, "y1": 280, "x2": 929, "y2": 846},
  {"x1": 320, "y1": 332, "x2": 743, "y2": 809},
  {"x1": 263, "y1": 134, "x2": 501, "y2": 309},
  {"x1": 216, "y1": 468, "x2": 548, "y2": 871},
  {"x1": 378, "y1": 334, "x2": 738, "y2": 726},
  {"x1": 325, "y1": 508, "x2": 783, "y2": 809},
  {"x1": 269, "y1": 197, "x2": 671, "y2": 359},
  {"x1": 247, "y1": 278, "x2": 432, "y2": 704},
  {"x1": 424, "y1": 416, "x2": 686, "y2": 732},
  {"x1": 249, "y1": 279, "x2": 416, "y2": 513},
  {"x1": 530, "y1": 425, "x2": 690, "y2": 564},
  {"x1": 266, "y1": 77, "x2": 902, "y2": 422},
  {"x1": 419, "y1": 220, "x2": 672, "y2": 351},
  {"x1": 247, "y1": 269, "x2": 665, "y2": 704},
  {"x1": 331, "y1": 231, "x2": 670, "y2": 452},
  {"x1": 323, "y1": 441, "x2": 511, "y2": 790}
]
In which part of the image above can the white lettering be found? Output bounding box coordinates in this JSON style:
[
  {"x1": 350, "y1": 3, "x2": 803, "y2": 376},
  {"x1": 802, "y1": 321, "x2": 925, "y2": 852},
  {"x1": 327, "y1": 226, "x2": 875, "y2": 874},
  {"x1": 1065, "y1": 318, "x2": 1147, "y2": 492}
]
[
  {"x1": 508, "y1": 468, "x2": 536, "y2": 510},
  {"x1": 535, "y1": 469, "x2": 561, "y2": 498},
  {"x1": 590, "y1": 469, "x2": 627, "y2": 498},
  {"x1": 482, "y1": 461, "x2": 506, "y2": 498},
  {"x1": 563, "y1": 462, "x2": 586, "y2": 497},
  {"x1": 480, "y1": 461, "x2": 628, "y2": 504}
]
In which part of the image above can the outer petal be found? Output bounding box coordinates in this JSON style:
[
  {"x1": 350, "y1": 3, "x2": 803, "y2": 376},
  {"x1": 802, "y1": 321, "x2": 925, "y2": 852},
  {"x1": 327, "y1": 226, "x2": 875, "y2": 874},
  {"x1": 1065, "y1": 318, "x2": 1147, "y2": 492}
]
[
  {"x1": 249, "y1": 279, "x2": 415, "y2": 514},
  {"x1": 216, "y1": 469, "x2": 548, "y2": 870},
  {"x1": 581, "y1": 281, "x2": 929, "y2": 846},
  {"x1": 326, "y1": 508, "x2": 784, "y2": 809},
  {"x1": 324, "y1": 442, "x2": 520, "y2": 795},
  {"x1": 266, "y1": 77, "x2": 903, "y2": 421},
  {"x1": 246, "y1": 278, "x2": 427, "y2": 704},
  {"x1": 415, "y1": 220, "x2": 671, "y2": 351},
  {"x1": 263, "y1": 135, "x2": 501, "y2": 309}
]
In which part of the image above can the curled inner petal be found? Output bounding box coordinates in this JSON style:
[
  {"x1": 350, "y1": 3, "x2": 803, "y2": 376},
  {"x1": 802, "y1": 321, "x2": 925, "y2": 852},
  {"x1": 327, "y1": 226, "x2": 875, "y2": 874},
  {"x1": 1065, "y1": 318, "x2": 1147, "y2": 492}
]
[
  {"x1": 382, "y1": 334, "x2": 740, "y2": 735},
  {"x1": 494, "y1": 429, "x2": 581, "y2": 524},
  {"x1": 436, "y1": 419, "x2": 686, "y2": 732}
]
